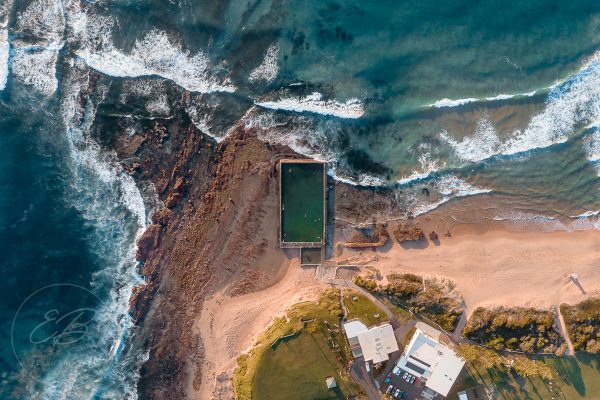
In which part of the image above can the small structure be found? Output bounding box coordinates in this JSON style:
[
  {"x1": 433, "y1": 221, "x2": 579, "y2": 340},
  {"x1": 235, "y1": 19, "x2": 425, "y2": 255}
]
[
  {"x1": 325, "y1": 376, "x2": 337, "y2": 389},
  {"x1": 457, "y1": 385, "x2": 496, "y2": 400},
  {"x1": 396, "y1": 324, "x2": 465, "y2": 398},
  {"x1": 343, "y1": 320, "x2": 399, "y2": 364}
]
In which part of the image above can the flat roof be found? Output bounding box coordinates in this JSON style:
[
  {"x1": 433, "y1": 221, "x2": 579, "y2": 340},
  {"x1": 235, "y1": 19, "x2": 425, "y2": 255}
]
[
  {"x1": 343, "y1": 320, "x2": 368, "y2": 340},
  {"x1": 397, "y1": 328, "x2": 465, "y2": 397},
  {"x1": 356, "y1": 324, "x2": 399, "y2": 364}
]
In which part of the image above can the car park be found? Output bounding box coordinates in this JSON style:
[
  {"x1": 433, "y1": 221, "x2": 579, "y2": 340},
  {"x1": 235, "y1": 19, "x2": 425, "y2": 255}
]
[
  {"x1": 393, "y1": 388, "x2": 400, "y2": 397},
  {"x1": 386, "y1": 385, "x2": 393, "y2": 394},
  {"x1": 402, "y1": 372, "x2": 407, "y2": 380},
  {"x1": 409, "y1": 375, "x2": 415, "y2": 384}
]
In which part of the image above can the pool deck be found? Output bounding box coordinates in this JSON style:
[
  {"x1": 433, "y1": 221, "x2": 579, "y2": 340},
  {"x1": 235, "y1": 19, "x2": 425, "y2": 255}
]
[{"x1": 278, "y1": 159, "x2": 327, "y2": 248}]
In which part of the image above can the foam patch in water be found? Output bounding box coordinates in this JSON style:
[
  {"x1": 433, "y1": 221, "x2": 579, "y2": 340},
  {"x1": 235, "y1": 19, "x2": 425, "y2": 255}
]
[
  {"x1": 249, "y1": 44, "x2": 279, "y2": 83},
  {"x1": 255, "y1": 91, "x2": 364, "y2": 119},
  {"x1": 76, "y1": 26, "x2": 236, "y2": 94},
  {"x1": 15, "y1": 0, "x2": 65, "y2": 46},
  {"x1": 427, "y1": 90, "x2": 538, "y2": 108},
  {"x1": 11, "y1": 46, "x2": 59, "y2": 95},
  {"x1": 0, "y1": 29, "x2": 8, "y2": 90}
]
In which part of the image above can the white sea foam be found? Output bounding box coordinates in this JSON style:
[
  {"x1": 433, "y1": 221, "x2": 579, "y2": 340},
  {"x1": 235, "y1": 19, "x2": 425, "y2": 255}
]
[
  {"x1": 76, "y1": 26, "x2": 236, "y2": 94},
  {"x1": 409, "y1": 175, "x2": 491, "y2": 216},
  {"x1": 249, "y1": 44, "x2": 279, "y2": 83},
  {"x1": 397, "y1": 151, "x2": 441, "y2": 185},
  {"x1": 15, "y1": 0, "x2": 65, "y2": 46},
  {"x1": 11, "y1": 47, "x2": 60, "y2": 95},
  {"x1": 0, "y1": 29, "x2": 8, "y2": 90},
  {"x1": 120, "y1": 79, "x2": 171, "y2": 116},
  {"x1": 583, "y1": 129, "x2": 600, "y2": 164},
  {"x1": 439, "y1": 116, "x2": 501, "y2": 162},
  {"x1": 427, "y1": 90, "x2": 537, "y2": 108},
  {"x1": 488, "y1": 210, "x2": 600, "y2": 232},
  {"x1": 7, "y1": 0, "x2": 65, "y2": 95},
  {"x1": 570, "y1": 210, "x2": 600, "y2": 218},
  {"x1": 441, "y1": 52, "x2": 600, "y2": 163},
  {"x1": 255, "y1": 91, "x2": 364, "y2": 119}
]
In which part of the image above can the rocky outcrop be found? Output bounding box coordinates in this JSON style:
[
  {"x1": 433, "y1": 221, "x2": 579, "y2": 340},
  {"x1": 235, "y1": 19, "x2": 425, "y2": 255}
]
[
  {"x1": 344, "y1": 223, "x2": 389, "y2": 248},
  {"x1": 393, "y1": 223, "x2": 425, "y2": 243}
]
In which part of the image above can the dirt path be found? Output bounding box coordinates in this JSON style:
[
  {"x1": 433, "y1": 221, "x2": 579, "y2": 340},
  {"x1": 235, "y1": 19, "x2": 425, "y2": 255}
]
[{"x1": 555, "y1": 305, "x2": 575, "y2": 356}]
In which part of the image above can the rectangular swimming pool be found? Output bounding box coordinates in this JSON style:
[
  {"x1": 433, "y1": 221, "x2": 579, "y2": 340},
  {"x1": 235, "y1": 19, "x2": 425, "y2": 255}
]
[{"x1": 279, "y1": 160, "x2": 326, "y2": 247}]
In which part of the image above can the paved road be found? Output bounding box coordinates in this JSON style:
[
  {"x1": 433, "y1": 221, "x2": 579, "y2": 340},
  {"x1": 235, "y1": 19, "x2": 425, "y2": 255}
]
[{"x1": 350, "y1": 356, "x2": 382, "y2": 400}]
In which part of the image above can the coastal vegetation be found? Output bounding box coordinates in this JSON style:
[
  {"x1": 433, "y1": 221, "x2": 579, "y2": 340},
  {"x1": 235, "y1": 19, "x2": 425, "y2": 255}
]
[
  {"x1": 355, "y1": 273, "x2": 462, "y2": 331},
  {"x1": 233, "y1": 289, "x2": 361, "y2": 400},
  {"x1": 463, "y1": 307, "x2": 564, "y2": 354},
  {"x1": 341, "y1": 290, "x2": 386, "y2": 326},
  {"x1": 561, "y1": 298, "x2": 600, "y2": 353}
]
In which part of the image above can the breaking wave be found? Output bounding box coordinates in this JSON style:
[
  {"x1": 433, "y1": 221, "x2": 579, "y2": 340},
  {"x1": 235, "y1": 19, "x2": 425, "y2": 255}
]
[
  {"x1": 255, "y1": 91, "x2": 364, "y2": 119},
  {"x1": 409, "y1": 175, "x2": 492, "y2": 216},
  {"x1": 427, "y1": 90, "x2": 538, "y2": 108},
  {"x1": 441, "y1": 51, "x2": 600, "y2": 163},
  {"x1": 76, "y1": 22, "x2": 235, "y2": 94}
]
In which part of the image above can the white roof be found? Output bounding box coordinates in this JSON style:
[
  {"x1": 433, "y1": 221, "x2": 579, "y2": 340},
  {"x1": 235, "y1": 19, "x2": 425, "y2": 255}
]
[
  {"x1": 426, "y1": 347, "x2": 465, "y2": 396},
  {"x1": 458, "y1": 392, "x2": 468, "y2": 400},
  {"x1": 343, "y1": 320, "x2": 368, "y2": 340},
  {"x1": 356, "y1": 324, "x2": 399, "y2": 363},
  {"x1": 397, "y1": 328, "x2": 465, "y2": 396}
]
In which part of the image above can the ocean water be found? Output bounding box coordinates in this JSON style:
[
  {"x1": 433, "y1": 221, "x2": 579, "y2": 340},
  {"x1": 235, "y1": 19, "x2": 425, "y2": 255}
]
[{"x1": 1, "y1": 0, "x2": 600, "y2": 398}]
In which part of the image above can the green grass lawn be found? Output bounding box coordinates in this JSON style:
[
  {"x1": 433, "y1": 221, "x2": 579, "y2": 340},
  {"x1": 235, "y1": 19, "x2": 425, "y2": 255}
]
[
  {"x1": 449, "y1": 354, "x2": 600, "y2": 400},
  {"x1": 342, "y1": 290, "x2": 386, "y2": 326},
  {"x1": 252, "y1": 331, "x2": 358, "y2": 400},
  {"x1": 233, "y1": 290, "x2": 362, "y2": 400}
]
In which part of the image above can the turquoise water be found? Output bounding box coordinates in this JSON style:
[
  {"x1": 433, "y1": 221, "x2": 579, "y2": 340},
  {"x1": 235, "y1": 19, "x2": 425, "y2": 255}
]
[{"x1": 2, "y1": 0, "x2": 600, "y2": 398}]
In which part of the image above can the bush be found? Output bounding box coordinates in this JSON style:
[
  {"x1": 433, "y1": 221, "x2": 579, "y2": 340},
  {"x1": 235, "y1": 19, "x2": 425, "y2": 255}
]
[{"x1": 463, "y1": 307, "x2": 562, "y2": 354}]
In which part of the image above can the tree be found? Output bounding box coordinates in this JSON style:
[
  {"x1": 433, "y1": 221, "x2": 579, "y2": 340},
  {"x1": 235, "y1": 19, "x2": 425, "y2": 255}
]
[
  {"x1": 511, "y1": 357, "x2": 553, "y2": 381},
  {"x1": 456, "y1": 344, "x2": 503, "y2": 370}
]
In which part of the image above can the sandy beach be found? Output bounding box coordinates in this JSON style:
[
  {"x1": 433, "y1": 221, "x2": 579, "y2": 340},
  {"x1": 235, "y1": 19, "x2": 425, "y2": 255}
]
[
  {"x1": 337, "y1": 225, "x2": 600, "y2": 316},
  {"x1": 192, "y1": 259, "x2": 326, "y2": 399},
  {"x1": 192, "y1": 222, "x2": 600, "y2": 398}
]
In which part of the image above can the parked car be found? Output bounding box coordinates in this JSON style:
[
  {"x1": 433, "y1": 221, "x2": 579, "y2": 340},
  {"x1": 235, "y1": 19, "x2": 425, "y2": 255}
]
[
  {"x1": 409, "y1": 375, "x2": 416, "y2": 384},
  {"x1": 386, "y1": 385, "x2": 393, "y2": 394},
  {"x1": 385, "y1": 377, "x2": 391, "y2": 383},
  {"x1": 392, "y1": 366, "x2": 400, "y2": 375},
  {"x1": 402, "y1": 372, "x2": 408, "y2": 380},
  {"x1": 404, "y1": 374, "x2": 411, "y2": 382},
  {"x1": 394, "y1": 388, "x2": 401, "y2": 398},
  {"x1": 399, "y1": 391, "x2": 406, "y2": 399}
]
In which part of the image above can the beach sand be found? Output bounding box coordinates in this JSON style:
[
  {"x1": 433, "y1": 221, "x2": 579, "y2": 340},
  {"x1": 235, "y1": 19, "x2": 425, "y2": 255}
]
[
  {"x1": 193, "y1": 223, "x2": 600, "y2": 398},
  {"x1": 192, "y1": 259, "x2": 325, "y2": 399},
  {"x1": 337, "y1": 225, "x2": 600, "y2": 315}
]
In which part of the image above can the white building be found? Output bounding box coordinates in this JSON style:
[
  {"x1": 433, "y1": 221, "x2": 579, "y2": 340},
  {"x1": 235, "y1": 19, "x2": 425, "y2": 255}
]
[
  {"x1": 396, "y1": 323, "x2": 465, "y2": 398},
  {"x1": 343, "y1": 320, "x2": 399, "y2": 364}
]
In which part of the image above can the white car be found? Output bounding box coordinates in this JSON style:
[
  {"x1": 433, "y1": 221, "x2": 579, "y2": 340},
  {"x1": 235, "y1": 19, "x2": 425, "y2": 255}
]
[
  {"x1": 409, "y1": 375, "x2": 416, "y2": 384},
  {"x1": 405, "y1": 374, "x2": 411, "y2": 382},
  {"x1": 392, "y1": 366, "x2": 400, "y2": 375},
  {"x1": 386, "y1": 385, "x2": 393, "y2": 394},
  {"x1": 402, "y1": 372, "x2": 408, "y2": 380},
  {"x1": 394, "y1": 388, "x2": 401, "y2": 398}
]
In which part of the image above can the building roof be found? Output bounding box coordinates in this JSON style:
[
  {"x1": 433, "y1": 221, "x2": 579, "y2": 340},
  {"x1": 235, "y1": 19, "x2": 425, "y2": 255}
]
[
  {"x1": 325, "y1": 376, "x2": 337, "y2": 389},
  {"x1": 343, "y1": 320, "x2": 368, "y2": 340},
  {"x1": 356, "y1": 324, "x2": 399, "y2": 364},
  {"x1": 396, "y1": 328, "x2": 465, "y2": 397},
  {"x1": 426, "y1": 346, "x2": 465, "y2": 396}
]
